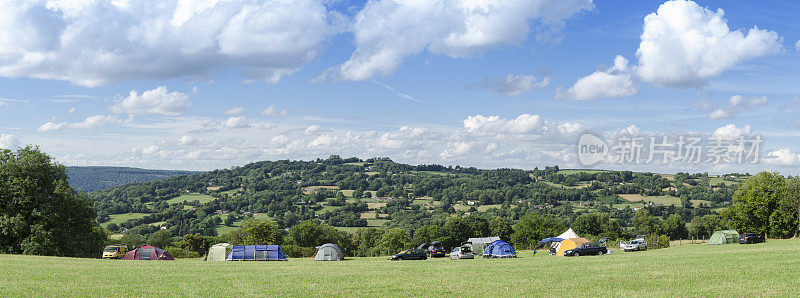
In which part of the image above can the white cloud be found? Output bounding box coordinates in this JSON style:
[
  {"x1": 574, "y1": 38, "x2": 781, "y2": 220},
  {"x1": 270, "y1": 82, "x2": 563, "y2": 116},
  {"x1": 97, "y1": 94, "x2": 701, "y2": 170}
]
[
  {"x1": 470, "y1": 74, "x2": 550, "y2": 96},
  {"x1": 0, "y1": 134, "x2": 20, "y2": 149},
  {"x1": 705, "y1": 95, "x2": 767, "y2": 119},
  {"x1": 67, "y1": 107, "x2": 76, "y2": 114},
  {"x1": 711, "y1": 124, "x2": 751, "y2": 139},
  {"x1": 224, "y1": 107, "x2": 244, "y2": 116},
  {"x1": 223, "y1": 117, "x2": 249, "y2": 129},
  {"x1": 559, "y1": 55, "x2": 637, "y2": 100},
  {"x1": 763, "y1": 148, "x2": 800, "y2": 165},
  {"x1": 327, "y1": 0, "x2": 593, "y2": 81},
  {"x1": 304, "y1": 125, "x2": 321, "y2": 135},
  {"x1": 0, "y1": 0, "x2": 336, "y2": 86},
  {"x1": 178, "y1": 135, "x2": 200, "y2": 146},
  {"x1": 111, "y1": 86, "x2": 190, "y2": 115},
  {"x1": 796, "y1": 40, "x2": 800, "y2": 52},
  {"x1": 70, "y1": 115, "x2": 116, "y2": 129},
  {"x1": 261, "y1": 105, "x2": 287, "y2": 117},
  {"x1": 37, "y1": 121, "x2": 67, "y2": 133},
  {"x1": 464, "y1": 114, "x2": 544, "y2": 135},
  {"x1": 636, "y1": 0, "x2": 782, "y2": 87}
]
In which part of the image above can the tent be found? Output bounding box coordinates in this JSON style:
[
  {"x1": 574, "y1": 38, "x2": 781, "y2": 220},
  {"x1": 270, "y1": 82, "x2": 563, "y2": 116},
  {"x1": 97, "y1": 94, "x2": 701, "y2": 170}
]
[
  {"x1": 534, "y1": 237, "x2": 564, "y2": 255},
  {"x1": 206, "y1": 243, "x2": 233, "y2": 261},
  {"x1": 467, "y1": 237, "x2": 501, "y2": 256},
  {"x1": 707, "y1": 230, "x2": 739, "y2": 245},
  {"x1": 556, "y1": 228, "x2": 580, "y2": 239},
  {"x1": 122, "y1": 245, "x2": 175, "y2": 260},
  {"x1": 314, "y1": 243, "x2": 344, "y2": 261},
  {"x1": 483, "y1": 240, "x2": 517, "y2": 258},
  {"x1": 555, "y1": 238, "x2": 590, "y2": 256},
  {"x1": 226, "y1": 245, "x2": 287, "y2": 261}
]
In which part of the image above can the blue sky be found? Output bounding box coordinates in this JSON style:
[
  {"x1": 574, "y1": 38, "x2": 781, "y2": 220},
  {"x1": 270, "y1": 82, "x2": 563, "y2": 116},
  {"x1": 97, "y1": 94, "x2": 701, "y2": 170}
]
[{"x1": 1, "y1": 0, "x2": 799, "y2": 173}]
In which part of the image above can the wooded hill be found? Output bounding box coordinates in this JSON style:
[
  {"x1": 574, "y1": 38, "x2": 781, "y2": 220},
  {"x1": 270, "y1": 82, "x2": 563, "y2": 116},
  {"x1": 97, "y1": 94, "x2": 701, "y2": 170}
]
[{"x1": 67, "y1": 166, "x2": 199, "y2": 192}]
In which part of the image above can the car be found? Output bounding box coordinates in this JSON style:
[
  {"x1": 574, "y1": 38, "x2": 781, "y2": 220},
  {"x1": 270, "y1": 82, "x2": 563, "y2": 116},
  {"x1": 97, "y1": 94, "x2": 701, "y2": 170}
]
[
  {"x1": 449, "y1": 245, "x2": 475, "y2": 259},
  {"x1": 620, "y1": 238, "x2": 647, "y2": 252},
  {"x1": 389, "y1": 249, "x2": 428, "y2": 260},
  {"x1": 102, "y1": 244, "x2": 126, "y2": 259},
  {"x1": 738, "y1": 233, "x2": 765, "y2": 244},
  {"x1": 427, "y1": 241, "x2": 447, "y2": 258},
  {"x1": 564, "y1": 242, "x2": 608, "y2": 257}
]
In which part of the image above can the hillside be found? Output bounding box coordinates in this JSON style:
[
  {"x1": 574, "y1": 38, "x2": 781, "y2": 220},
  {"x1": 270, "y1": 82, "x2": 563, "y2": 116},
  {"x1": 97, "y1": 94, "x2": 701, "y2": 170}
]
[
  {"x1": 2, "y1": 239, "x2": 798, "y2": 295},
  {"x1": 89, "y1": 156, "x2": 747, "y2": 240},
  {"x1": 67, "y1": 166, "x2": 199, "y2": 192}
]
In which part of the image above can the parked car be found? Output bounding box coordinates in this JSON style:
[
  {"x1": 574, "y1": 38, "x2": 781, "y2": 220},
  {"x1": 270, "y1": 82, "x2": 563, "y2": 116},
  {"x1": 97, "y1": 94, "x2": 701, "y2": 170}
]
[
  {"x1": 102, "y1": 244, "x2": 126, "y2": 259},
  {"x1": 564, "y1": 242, "x2": 608, "y2": 257},
  {"x1": 427, "y1": 241, "x2": 447, "y2": 258},
  {"x1": 620, "y1": 238, "x2": 647, "y2": 252},
  {"x1": 449, "y1": 245, "x2": 475, "y2": 259},
  {"x1": 738, "y1": 233, "x2": 765, "y2": 244},
  {"x1": 389, "y1": 249, "x2": 428, "y2": 260}
]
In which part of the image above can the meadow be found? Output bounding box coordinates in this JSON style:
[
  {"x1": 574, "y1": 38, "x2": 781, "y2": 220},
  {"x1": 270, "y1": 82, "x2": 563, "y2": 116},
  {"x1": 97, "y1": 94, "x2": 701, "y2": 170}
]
[{"x1": 1, "y1": 239, "x2": 798, "y2": 296}]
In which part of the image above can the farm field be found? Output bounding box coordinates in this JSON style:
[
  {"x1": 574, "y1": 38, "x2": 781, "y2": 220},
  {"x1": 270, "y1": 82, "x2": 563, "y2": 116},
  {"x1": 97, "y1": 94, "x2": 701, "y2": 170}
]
[
  {"x1": 165, "y1": 193, "x2": 216, "y2": 205},
  {"x1": 100, "y1": 213, "x2": 149, "y2": 229},
  {"x1": 2, "y1": 239, "x2": 798, "y2": 296}
]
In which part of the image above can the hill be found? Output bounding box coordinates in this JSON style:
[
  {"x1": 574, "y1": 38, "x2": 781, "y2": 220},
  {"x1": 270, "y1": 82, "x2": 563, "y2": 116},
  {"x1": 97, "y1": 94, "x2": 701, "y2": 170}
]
[
  {"x1": 67, "y1": 166, "x2": 199, "y2": 192},
  {"x1": 1, "y1": 239, "x2": 798, "y2": 295}
]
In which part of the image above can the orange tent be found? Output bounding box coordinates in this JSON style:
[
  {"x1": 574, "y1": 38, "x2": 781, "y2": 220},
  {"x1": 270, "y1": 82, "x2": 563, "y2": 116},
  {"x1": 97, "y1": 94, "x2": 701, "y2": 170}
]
[{"x1": 556, "y1": 238, "x2": 589, "y2": 256}]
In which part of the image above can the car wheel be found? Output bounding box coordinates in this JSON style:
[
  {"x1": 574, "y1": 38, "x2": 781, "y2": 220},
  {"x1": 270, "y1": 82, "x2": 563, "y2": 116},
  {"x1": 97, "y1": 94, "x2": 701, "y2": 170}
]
[
  {"x1": 598, "y1": 251, "x2": 604, "y2": 256},
  {"x1": 574, "y1": 252, "x2": 579, "y2": 257}
]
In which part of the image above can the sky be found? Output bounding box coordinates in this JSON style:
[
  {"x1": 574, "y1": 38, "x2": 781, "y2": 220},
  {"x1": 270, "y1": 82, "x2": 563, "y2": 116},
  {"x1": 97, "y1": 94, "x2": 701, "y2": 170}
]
[{"x1": 1, "y1": 0, "x2": 799, "y2": 174}]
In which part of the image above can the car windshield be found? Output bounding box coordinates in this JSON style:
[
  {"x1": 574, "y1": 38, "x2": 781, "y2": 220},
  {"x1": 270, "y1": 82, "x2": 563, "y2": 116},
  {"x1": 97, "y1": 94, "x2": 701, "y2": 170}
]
[
  {"x1": 104, "y1": 247, "x2": 119, "y2": 252},
  {"x1": 461, "y1": 247, "x2": 472, "y2": 253}
]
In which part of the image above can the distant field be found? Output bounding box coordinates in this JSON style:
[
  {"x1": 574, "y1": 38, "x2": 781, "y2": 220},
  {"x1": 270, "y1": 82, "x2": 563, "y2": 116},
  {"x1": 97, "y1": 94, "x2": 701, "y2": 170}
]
[
  {"x1": 2, "y1": 239, "x2": 798, "y2": 295},
  {"x1": 101, "y1": 213, "x2": 149, "y2": 228},
  {"x1": 453, "y1": 204, "x2": 503, "y2": 212},
  {"x1": 214, "y1": 213, "x2": 272, "y2": 235},
  {"x1": 708, "y1": 177, "x2": 743, "y2": 186},
  {"x1": 165, "y1": 193, "x2": 216, "y2": 205},
  {"x1": 556, "y1": 169, "x2": 608, "y2": 175},
  {"x1": 619, "y1": 194, "x2": 683, "y2": 206}
]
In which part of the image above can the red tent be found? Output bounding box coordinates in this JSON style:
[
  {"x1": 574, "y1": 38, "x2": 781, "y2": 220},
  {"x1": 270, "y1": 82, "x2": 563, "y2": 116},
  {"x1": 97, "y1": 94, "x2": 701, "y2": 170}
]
[{"x1": 122, "y1": 245, "x2": 175, "y2": 260}]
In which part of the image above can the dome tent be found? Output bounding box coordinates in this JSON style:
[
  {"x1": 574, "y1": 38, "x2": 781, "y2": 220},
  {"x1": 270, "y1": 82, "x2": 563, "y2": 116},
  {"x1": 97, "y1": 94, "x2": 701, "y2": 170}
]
[
  {"x1": 483, "y1": 240, "x2": 516, "y2": 258},
  {"x1": 707, "y1": 230, "x2": 739, "y2": 245},
  {"x1": 226, "y1": 245, "x2": 287, "y2": 261},
  {"x1": 123, "y1": 245, "x2": 174, "y2": 260},
  {"x1": 206, "y1": 243, "x2": 233, "y2": 261},
  {"x1": 314, "y1": 243, "x2": 344, "y2": 261}
]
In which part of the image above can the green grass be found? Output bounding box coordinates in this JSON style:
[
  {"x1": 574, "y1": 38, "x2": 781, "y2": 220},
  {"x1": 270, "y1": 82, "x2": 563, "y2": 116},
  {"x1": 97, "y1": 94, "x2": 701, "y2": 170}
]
[
  {"x1": 100, "y1": 213, "x2": 149, "y2": 228},
  {"x1": 2, "y1": 239, "x2": 799, "y2": 295},
  {"x1": 165, "y1": 193, "x2": 216, "y2": 205},
  {"x1": 214, "y1": 213, "x2": 273, "y2": 235},
  {"x1": 556, "y1": 169, "x2": 608, "y2": 175}
]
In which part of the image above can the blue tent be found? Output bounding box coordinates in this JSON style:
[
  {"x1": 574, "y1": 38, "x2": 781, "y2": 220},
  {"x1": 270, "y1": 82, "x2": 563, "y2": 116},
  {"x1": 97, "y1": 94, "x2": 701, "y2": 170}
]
[
  {"x1": 483, "y1": 240, "x2": 516, "y2": 258},
  {"x1": 534, "y1": 237, "x2": 564, "y2": 255},
  {"x1": 226, "y1": 245, "x2": 287, "y2": 261}
]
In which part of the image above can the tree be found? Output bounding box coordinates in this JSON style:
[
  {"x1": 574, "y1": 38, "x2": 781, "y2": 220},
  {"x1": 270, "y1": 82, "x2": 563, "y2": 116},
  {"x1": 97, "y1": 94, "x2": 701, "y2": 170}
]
[
  {"x1": 633, "y1": 209, "x2": 659, "y2": 236},
  {"x1": 0, "y1": 146, "x2": 107, "y2": 257},
  {"x1": 510, "y1": 214, "x2": 564, "y2": 249},
  {"x1": 352, "y1": 227, "x2": 383, "y2": 257},
  {"x1": 411, "y1": 225, "x2": 445, "y2": 247},
  {"x1": 106, "y1": 223, "x2": 119, "y2": 232},
  {"x1": 376, "y1": 228, "x2": 409, "y2": 255},
  {"x1": 441, "y1": 218, "x2": 472, "y2": 249},
  {"x1": 660, "y1": 214, "x2": 688, "y2": 240},
  {"x1": 573, "y1": 212, "x2": 622, "y2": 239},
  {"x1": 182, "y1": 233, "x2": 210, "y2": 255},
  {"x1": 229, "y1": 219, "x2": 283, "y2": 245},
  {"x1": 462, "y1": 215, "x2": 490, "y2": 238},
  {"x1": 120, "y1": 233, "x2": 144, "y2": 251},
  {"x1": 489, "y1": 217, "x2": 512, "y2": 241},
  {"x1": 147, "y1": 230, "x2": 173, "y2": 248},
  {"x1": 725, "y1": 172, "x2": 790, "y2": 237},
  {"x1": 224, "y1": 213, "x2": 236, "y2": 227},
  {"x1": 288, "y1": 221, "x2": 352, "y2": 254}
]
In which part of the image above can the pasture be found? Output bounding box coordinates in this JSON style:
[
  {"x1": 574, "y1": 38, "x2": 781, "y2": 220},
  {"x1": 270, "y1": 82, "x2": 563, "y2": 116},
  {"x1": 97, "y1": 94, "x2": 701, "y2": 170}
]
[{"x1": 2, "y1": 239, "x2": 797, "y2": 296}]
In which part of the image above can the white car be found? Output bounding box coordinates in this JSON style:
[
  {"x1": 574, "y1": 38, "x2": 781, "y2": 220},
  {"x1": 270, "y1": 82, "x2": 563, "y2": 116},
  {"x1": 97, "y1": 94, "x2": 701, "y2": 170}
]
[
  {"x1": 620, "y1": 238, "x2": 647, "y2": 252},
  {"x1": 449, "y1": 246, "x2": 475, "y2": 259}
]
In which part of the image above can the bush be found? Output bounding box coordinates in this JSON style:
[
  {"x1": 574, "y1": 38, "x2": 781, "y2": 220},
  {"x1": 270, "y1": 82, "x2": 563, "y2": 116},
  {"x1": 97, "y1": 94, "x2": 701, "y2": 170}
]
[
  {"x1": 282, "y1": 244, "x2": 317, "y2": 258},
  {"x1": 645, "y1": 234, "x2": 670, "y2": 249},
  {"x1": 164, "y1": 246, "x2": 200, "y2": 258}
]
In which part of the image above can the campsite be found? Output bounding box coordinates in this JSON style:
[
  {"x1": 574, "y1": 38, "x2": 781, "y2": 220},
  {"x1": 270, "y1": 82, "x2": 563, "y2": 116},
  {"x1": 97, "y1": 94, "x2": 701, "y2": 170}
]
[{"x1": 2, "y1": 239, "x2": 799, "y2": 296}]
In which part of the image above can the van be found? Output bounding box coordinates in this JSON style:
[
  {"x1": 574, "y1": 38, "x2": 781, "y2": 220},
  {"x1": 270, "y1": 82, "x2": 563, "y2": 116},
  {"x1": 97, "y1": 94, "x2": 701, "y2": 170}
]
[{"x1": 103, "y1": 244, "x2": 126, "y2": 259}]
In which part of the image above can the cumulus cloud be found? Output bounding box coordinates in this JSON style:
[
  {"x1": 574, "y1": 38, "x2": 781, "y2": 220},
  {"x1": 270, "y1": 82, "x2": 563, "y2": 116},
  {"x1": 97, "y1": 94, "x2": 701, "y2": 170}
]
[
  {"x1": 0, "y1": 133, "x2": 20, "y2": 149},
  {"x1": 304, "y1": 125, "x2": 321, "y2": 135},
  {"x1": 261, "y1": 105, "x2": 287, "y2": 117},
  {"x1": 111, "y1": 86, "x2": 190, "y2": 115},
  {"x1": 711, "y1": 124, "x2": 751, "y2": 139},
  {"x1": 0, "y1": 0, "x2": 336, "y2": 86},
  {"x1": 469, "y1": 74, "x2": 550, "y2": 96},
  {"x1": 70, "y1": 115, "x2": 116, "y2": 129},
  {"x1": 708, "y1": 95, "x2": 767, "y2": 119},
  {"x1": 559, "y1": 55, "x2": 637, "y2": 100},
  {"x1": 223, "y1": 117, "x2": 249, "y2": 129},
  {"x1": 178, "y1": 135, "x2": 200, "y2": 146},
  {"x1": 763, "y1": 148, "x2": 799, "y2": 165},
  {"x1": 37, "y1": 121, "x2": 67, "y2": 133},
  {"x1": 224, "y1": 107, "x2": 244, "y2": 116},
  {"x1": 326, "y1": 0, "x2": 593, "y2": 81},
  {"x1": 636, "y1": 0, "x2": 782, "y2": 87},
  {"x1": 796, "y1": 40, "x2": 800, "y2": 52}
]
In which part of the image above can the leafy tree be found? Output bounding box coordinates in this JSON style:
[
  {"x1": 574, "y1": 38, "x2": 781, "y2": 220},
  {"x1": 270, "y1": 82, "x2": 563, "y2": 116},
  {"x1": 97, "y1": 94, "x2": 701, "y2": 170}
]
[
  {"x1": 376, "y1": 228, "x2": 409, "y2": 255},
  {"x1": 441, "y1": 218, "x2": 472, "y2": 249},
  {"x1": 660, "y1": 214, "x2": 688, "y2": 240},
  {"x1": 147, "y1": 230, "x2": 173, "y2": 248},
  {"x1": 510, "y1": 214, "x2": 564, "y2": 249},
  {"x1": 462, "y1": 215, "x2": 490, "y2": 238},
  {"x1": 352, "y1": 227, "x2": 383, "y2": 257},
  {"x1": 288, "y1": 221, "x2": 352, "y2": 255},
  {"x1": 0, "y1": 146, "x2": 107, "y2": 257},
  {"x1": 106, "y1": 223, "x2": 119, "y2": 232},
  {"x1": 633, "y1": 209, "x2": 660, "y2": 236},
  {"x1": 229, "y1": 219, "x2": 284, "y2": 245},
  {"x1": 182, "y1": 233, "x2": 210, "y2": 255},
  {"x1": 725, "y1": 172, "x2": 791, "y2": 237},
  {"x1": 411, "y1": 225, "x2": 445, "y2": 247},
  {"x1": 573, "y1": 212, "x2": 622, "y2": 239},
  {"x1": 489, "y1": 217, "x2": 512, "y2": 241},
  {"x1": 120, "y1": 233, "x2": 144, "y2": 251}
]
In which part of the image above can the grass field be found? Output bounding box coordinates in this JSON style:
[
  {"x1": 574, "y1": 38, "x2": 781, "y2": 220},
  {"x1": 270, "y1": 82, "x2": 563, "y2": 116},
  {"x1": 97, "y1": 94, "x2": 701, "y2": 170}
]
[
  {"x1": 100, "y1": 213, "x2": 149, "y2": 229},
  {"x1": 2, "y1": 239, "x2": 798, "y2": 295},
  {"x1": 165, "y1": 193, "x2": 216, "y2": 205},
  {"x1": 556, "y1": 169, "x2": 608, "y2": 175}
]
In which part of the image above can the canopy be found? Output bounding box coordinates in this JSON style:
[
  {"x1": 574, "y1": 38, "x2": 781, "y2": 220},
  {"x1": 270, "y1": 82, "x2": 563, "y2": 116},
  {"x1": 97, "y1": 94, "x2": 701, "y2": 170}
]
[
  {"x1": 467, "y1": 237, "x2": 501, "y2": 256},
  {"x1": 483, "y1": 240, "x2": 516, "y2": 258},
  {"x1": 122, "y1": 245, "x2": 174, "y2": 260},
  {"x1": 226, "y1": 245, "x2": 287, "y2": 261},
  {"x1": 314, "y1": 243, "x2": 344, "y2": 261},
  {"x1": 555, "y1": 238, "x2": 589, "y2": 256},
  {"x1": 207, "y1": 243, "x2": 233, "y2": 261},
  {"x1": 707, "y1": 230, "x2": 739, "y2": 245},
  {"x1": 556, "y1": 228, "x2": 580, "y2": 240}
]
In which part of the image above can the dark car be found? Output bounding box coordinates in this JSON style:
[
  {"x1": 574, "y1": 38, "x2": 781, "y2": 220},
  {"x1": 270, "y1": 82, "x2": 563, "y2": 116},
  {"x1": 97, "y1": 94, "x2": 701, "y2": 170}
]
[
  {"x1": 427, "y1": 241, "x2": 447, "y2": 258},
  {"x1": 564, "y1": 242, "x2": 608, "y2": 257},
  {"x1": 738, "y1": 233, "x2": 765, "y2": 244},
  {"x1": 389, "y1": 249, "x2": 428, "y2": 260}
]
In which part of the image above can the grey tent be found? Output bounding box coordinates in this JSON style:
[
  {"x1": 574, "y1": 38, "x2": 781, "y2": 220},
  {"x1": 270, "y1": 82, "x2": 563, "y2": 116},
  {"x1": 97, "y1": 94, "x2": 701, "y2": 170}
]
[
  {"x1": 467, "y1": 237, "x2": 501, "y2": 256},
  {"x1": 207, "y1": 243, "x2": 233, "y2": 261},
  {"x1": 314, "y1": 243, "x2": 344, "y2": 261}
]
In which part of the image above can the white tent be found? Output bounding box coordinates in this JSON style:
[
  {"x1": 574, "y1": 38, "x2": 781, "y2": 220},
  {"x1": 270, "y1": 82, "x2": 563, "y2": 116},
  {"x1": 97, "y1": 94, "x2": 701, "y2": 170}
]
[
  {"x1": 552, "y1": 229, "x2": 581, "y2": 253},
  {"x1": 467, "y1": 237, "x2": 501, "y2": 256},
  {"x1": 206, "y1": 243, "x2": 233, "y2": 261}
]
